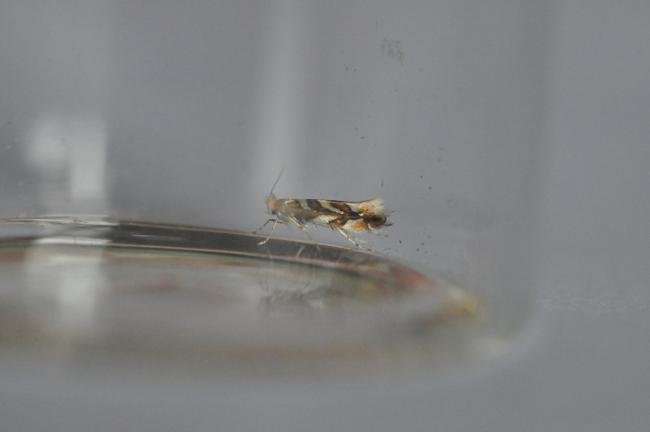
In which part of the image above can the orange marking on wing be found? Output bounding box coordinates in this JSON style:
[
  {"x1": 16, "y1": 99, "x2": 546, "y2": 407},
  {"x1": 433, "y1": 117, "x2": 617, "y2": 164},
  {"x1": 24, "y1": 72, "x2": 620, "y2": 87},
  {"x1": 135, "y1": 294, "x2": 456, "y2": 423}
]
[{"x1": 344, "y1": 219, "x2": 370, "y2": 232}]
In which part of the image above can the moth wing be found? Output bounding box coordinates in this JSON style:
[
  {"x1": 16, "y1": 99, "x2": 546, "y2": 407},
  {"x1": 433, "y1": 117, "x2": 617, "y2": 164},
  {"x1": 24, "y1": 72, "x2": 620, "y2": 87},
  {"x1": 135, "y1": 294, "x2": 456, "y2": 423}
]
[
  {"x1": 348, "y1": 198, "x2": 385, "y2": 216},
  {"x1": 341, "y1": 218, "x2": 371, "y2": 232},
  {"x1": 314, "y1": 199, "x2": 348, "y2": 214}
]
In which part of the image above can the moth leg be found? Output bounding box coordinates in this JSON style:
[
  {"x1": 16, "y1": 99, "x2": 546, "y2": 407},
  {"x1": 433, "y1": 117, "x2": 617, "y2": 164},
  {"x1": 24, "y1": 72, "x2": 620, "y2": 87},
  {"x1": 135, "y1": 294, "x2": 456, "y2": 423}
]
[
  {"x1": 286, "y1": 216, "x2": 314, "y2": 242},
  {"x1": 286, "y1": 216, "x2": 322, "y2": 256},
  {"x1": 334, "y1": 227, "x2": 367, "y2": 249},
  {"x1": 257, "y1": 219, "x2": 282, "y2": 245},
  {"x1": 253, "y1": 218, "x2": 277, "y2": 234}
]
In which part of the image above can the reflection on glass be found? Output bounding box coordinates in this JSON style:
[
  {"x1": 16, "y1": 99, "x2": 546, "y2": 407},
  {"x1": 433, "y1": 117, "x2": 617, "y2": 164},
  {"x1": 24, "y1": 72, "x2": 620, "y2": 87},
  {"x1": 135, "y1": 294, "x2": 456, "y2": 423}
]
[
  {"x1": 24, "y1": 116, "x2": 107, "y2": 213},
  {"x1": 26, "y1": 241, "x2": 108, "y2": 338}
]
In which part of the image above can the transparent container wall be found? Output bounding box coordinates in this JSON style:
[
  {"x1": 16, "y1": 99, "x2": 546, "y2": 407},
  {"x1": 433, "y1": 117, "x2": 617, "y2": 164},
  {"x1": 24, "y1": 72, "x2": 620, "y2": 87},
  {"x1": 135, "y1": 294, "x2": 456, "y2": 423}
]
[{"x1": 0, "y1": 2, "x2": 545, "y2": 356}]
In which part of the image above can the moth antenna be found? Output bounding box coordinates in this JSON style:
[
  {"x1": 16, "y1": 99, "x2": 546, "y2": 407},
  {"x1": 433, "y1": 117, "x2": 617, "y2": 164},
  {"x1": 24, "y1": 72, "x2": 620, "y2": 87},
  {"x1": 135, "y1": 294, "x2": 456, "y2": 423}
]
[{"x1": 269, "y1": 166, "x2": 285, "y2": 197}]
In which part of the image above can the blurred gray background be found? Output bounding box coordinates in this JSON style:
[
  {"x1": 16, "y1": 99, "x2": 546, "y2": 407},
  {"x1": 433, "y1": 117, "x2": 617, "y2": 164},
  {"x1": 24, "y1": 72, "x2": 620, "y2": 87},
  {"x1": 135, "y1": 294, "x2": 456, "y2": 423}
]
[{"x1": 1, "y1": 0, "x2": 649, "y2": 431}]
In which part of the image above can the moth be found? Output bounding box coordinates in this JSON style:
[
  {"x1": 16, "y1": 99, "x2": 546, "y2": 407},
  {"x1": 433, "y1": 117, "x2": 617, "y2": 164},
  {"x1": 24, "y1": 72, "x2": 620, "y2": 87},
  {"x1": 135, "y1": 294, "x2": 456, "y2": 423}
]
[{"x1": 255, "y1": 170, "x2": 390, "y2": 248}]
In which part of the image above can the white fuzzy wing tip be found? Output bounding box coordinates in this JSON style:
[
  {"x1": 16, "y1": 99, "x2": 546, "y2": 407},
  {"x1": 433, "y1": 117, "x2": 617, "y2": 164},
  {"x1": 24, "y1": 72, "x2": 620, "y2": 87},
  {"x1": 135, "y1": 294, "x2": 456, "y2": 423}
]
[
  {"x1": 361, "y1": 198, "x2": 385, "y2": 215},
  {"x1": 371, "y1": 198, "x2": 385, "y2": 211}
]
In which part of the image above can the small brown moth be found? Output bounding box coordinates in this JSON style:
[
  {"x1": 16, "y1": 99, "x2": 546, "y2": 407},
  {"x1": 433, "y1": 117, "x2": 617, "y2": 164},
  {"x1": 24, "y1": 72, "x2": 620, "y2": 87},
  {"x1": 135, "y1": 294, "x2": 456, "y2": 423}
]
[{"x1": 255, "y1": 170, "x2": 390, "y2": 248}]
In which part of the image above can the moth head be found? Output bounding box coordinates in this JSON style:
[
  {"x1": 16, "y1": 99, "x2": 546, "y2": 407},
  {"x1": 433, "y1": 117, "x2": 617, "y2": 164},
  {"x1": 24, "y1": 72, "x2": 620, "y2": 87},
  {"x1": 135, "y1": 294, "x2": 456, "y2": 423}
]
[
  {"x1": 265, "y1": 167, "x2": 284, "y2": 215},
  {"x1": 265, "y1": 193, "x2": 279, "y2": 215}
]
